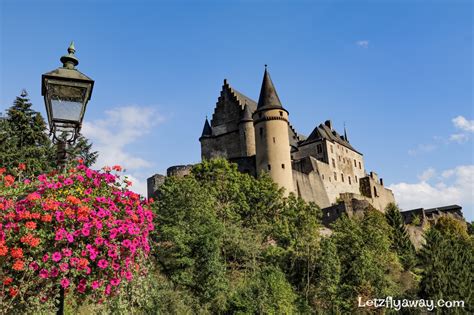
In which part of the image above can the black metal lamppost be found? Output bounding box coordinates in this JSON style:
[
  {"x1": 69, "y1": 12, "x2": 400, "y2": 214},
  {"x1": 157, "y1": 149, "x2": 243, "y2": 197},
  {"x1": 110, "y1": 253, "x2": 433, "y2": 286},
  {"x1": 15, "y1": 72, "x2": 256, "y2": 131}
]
[
  {"x1": 41, "y1": 42, "x2": 94, "y2": 314},
  {"x1": 42, "y1": 42, "x2": 94, "y2": 168}
]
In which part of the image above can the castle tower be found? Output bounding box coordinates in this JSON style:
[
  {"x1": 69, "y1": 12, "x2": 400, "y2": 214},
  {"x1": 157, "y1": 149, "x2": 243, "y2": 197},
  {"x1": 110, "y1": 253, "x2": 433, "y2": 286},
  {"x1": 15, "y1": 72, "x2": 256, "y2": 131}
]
[
  {"x1": 199, "y1": 117, "x2": 212, "y2": 159},
  {"x1": 239, "y1": 103, "x2": 256, "y2": 156},
  {"x1": 253, "y1": 67, "x2": 294, "y2": 195}
]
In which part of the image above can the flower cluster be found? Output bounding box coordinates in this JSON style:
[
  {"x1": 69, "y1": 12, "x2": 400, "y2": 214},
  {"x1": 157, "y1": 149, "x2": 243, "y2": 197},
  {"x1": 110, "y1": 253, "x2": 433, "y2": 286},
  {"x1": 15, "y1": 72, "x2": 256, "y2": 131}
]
[{"x1": 0, "y1": 162, "x2": 154, "y2": 302}]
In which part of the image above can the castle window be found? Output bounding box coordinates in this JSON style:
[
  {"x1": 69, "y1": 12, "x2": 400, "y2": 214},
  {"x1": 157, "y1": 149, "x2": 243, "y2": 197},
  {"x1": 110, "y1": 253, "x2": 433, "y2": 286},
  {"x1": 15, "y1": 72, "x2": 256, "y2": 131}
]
[
  {"x1": 330, "y1": 145, "x2": 333, "y2": 153},
  {"x1": 322, "y1": 174, "x2": 325, "y2": 180},
  {"x1": 281, "y1": 164, "x2": 285, "y2": 169},
  {"x1": 279, "y1": 111, "x2": 283, "y2": 116},
  {"x1": 317, "y1": 144, "x2": 322, "y2": 154},
  {"x1": 334, "y1": 172, "x2": 337, "y2": 181},
  {"x1": 338, "y1": 156, "x2": 341, "y2": 162},
  {"x1": 268, "y1": 164, "x2": 271, "y2": 171},
  {"x1": 273, "y1": 137, "x2": 276, "y2": 143},
  {"x1": 355, "y1": 175, "x2": 358, "y2": 183},
  {"x1": 332, "y1": 158, "x2": 335, "y2": 168},
  {"x1": 359, "y1": 162, "x2": 362, "y2": 169},
  {"x1": 354, "y1": 159, "x2": 357, "y2": 167},
  {"x1": 348, "y1": 176, "x2": 351, "y2": 185},
  {"x1": 341, "y1": 174, "x2": 344, "y2": 182},
  {"x1": 374, "y1": 186, "x2": 378, "y2": 197}
]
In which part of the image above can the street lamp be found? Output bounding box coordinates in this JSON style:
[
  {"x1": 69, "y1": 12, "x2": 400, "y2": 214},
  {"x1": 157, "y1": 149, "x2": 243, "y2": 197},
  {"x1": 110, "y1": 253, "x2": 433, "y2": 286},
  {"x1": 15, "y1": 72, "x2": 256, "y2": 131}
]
[
  {"x1": 42, "y1": 42, "x2": 94, "y2": 167},
  {"x1": 42, "y1": 42, "x2": 94, "y2": 142},
  {"x1": 41, "y1": 42, "x2": 94, "y2": 315}
]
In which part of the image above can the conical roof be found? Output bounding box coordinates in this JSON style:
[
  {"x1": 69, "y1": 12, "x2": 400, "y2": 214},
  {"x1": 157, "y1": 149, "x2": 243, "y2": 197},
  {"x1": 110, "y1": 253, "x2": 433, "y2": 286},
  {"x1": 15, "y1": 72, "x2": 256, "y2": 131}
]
[
  {"x1": 201, "y1": 118, "x2": 212, "y2": 137},
  {"x1": 257, "y1": 66, "x2": 283, "y2": 110},
  {"x1": 240, "y1": 103, "x2": 253, "y2": 122}
]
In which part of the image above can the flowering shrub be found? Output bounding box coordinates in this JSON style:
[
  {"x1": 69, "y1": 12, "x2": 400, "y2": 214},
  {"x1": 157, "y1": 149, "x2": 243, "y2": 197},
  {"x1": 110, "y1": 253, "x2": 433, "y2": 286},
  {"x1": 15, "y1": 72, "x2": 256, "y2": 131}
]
[{"x1": 0, "y1": 163, "x2": 154, "y2": 311}]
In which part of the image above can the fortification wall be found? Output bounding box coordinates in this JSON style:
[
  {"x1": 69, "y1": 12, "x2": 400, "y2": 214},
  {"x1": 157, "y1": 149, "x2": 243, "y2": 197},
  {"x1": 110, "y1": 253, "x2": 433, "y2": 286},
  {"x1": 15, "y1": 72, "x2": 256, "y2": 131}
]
[{"x1": 201, "y1": 131, "x2": 242, "y2": 160}]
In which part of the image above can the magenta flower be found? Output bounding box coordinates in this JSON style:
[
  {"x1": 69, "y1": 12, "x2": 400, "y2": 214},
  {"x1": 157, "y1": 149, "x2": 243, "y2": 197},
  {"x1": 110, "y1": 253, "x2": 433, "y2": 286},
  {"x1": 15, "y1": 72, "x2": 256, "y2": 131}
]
[
  {"x1": 62, "y1": 248, "x2": 72, "y2": 257},
  {"x1": 59, "y1": 263, "x2": 69, "y2": 272},
  {"x1": 42, "y1": 254, "x2": 49, "y2": 262},
  {"x1": 50, "y1": 267, "x2": 59, "y2": 277},
  {"x1": 39, "y1": 269, "x2": 49, "y2": 279},
  {"x1": 91, "y1": 280, "x2": 101, "y2": 290},
  {"x1": 97, "y1": 259, "x2": 108, "y2": 269},
  {"x1": 110, "y1": 278, "x2": 121, "y2": 286},
  {"x1": 52, "y1": 252, "x2": 62, "y2": 262},
  {"x1": 60, "y1": 278, "x2": 70, "y2": 288}
]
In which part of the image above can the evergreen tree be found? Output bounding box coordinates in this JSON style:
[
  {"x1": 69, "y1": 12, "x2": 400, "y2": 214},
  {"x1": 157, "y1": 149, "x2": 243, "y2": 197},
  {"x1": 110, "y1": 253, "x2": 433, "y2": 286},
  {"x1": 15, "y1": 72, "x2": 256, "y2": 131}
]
[
  {"x1": 0, "y1": 90, "x2": 98, "y2": 176},
  {"x1": 419, "y1": 218, "x2": 473, "y2": 313},
  {"x1": 314, "y1": 237, "x2": 341, "y2": 312},
  {"x1": 0, "y1": 90, "x2": 55, "y2": 176},
  {"x1": 385, "y1": 203, "x2": 417, "y2": 270}
]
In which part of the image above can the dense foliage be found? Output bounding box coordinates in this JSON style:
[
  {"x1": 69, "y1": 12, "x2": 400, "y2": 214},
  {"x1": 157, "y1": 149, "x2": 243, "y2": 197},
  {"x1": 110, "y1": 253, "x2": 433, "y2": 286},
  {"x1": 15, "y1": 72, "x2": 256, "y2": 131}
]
[
  {"x1": 0, "y1": 90, "x2": 97, "y2": 177},
  {"x1": 419, "y1": 217, "x2": 473, "y2": 312},
  {"x1": 0, "y1": 163, "x2": 154, "y2": 313}
]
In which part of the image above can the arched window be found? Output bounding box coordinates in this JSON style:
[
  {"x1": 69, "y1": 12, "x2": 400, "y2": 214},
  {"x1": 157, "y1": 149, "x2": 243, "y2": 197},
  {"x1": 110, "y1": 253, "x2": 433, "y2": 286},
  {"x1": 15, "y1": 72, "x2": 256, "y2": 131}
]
[{"x1": 374, "y1": 186, "x2": 378, "y2": 197}]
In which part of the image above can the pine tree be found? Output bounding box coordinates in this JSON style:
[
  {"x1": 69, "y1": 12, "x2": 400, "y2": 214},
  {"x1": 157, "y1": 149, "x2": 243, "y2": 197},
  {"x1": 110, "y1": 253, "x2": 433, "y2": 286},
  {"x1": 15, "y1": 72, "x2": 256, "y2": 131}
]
[
  {"x1": 64, "y1": 134, "x2": 98, "y2": 167},
  {"x1": 419, "y1": 220, "x2": 473, "y2": 313},
  {"x1": 385, "y1": 203, "x2": 417, "y2": 270},
  {"x1": 314, "y1": 237, "x2": 341, "y2": 312},
  {"x1": 0, "y1": 90, "x2": 55, "y2": 176}
]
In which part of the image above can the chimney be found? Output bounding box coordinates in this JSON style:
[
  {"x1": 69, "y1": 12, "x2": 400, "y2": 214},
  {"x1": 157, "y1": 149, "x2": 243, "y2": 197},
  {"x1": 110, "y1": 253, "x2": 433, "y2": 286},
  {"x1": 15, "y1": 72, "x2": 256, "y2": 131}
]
[
  {"x1": 324, "y1": 120, "x2": 332, "y2": 130},
  {"x1": 380, "y1": 178, "x2": 384, "y2": 186}
]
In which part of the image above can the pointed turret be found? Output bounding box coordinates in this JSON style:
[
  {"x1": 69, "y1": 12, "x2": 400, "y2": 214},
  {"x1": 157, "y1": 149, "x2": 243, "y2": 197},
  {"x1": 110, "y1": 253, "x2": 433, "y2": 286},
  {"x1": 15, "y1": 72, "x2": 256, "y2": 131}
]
[
  {"x1": 257, "y1": 65, "x2": 283, "y2": 110},
  {"x1": 200, "y1": 117, "x2": 212, "y2": 138},
  {"x1": 253, "y1": 66, "x2": 294, "y2": 195},
  {"x1": 240, "y1": 103, "x2": 253, "y2": 123}
]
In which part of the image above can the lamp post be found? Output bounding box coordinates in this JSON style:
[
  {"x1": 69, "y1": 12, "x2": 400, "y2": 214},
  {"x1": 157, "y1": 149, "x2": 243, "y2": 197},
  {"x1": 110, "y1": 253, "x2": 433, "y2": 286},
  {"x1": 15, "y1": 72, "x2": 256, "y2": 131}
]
[
  {"x1": 41, "y1": 42, "x2": 94, "y2": 314},
  {"x1": 42, "y1": 42, "x2": 94, "y2": 168}
]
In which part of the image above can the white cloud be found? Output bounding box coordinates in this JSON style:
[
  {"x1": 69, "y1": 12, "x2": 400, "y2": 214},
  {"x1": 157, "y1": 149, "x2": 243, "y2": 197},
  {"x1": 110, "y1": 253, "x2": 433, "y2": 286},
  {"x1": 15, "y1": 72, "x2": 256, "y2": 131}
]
[
  {"x1": 82, "y1": 105, "x2": 164, "y2": 197},
  {"x1": 452, "y1": 116, "x2": 474, "y2": 132},
  {"x1": 418, "y1": 168, "x2": 436, "y2": 181},
  {"x1": 389, "y1": 165, "x2": 474, "y2": 220},
  {"x1": 449, "y1": 133, "x2": 469, "y2": 143},
  {"x1": 356, "y1": 40, "x2": 369, "y2": 48}
]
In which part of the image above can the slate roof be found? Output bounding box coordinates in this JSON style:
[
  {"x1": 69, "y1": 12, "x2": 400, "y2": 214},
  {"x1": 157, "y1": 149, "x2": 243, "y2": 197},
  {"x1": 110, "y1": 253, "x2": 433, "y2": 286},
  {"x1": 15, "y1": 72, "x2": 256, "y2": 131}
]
[
  {"x1": 302, "y1": 123, "x2": 360, "y2": 154},
  {"x1": 200, "y1": 118, "x2": 212, "y2": 137},
  {"x1": 257, "y1": 68, "x2": 284, "y2": 111}
]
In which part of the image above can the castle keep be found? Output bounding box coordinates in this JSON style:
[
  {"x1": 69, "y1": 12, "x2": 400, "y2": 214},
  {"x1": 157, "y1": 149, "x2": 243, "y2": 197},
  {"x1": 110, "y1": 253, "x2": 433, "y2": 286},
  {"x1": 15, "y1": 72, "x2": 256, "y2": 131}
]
[
  {"x1": 148, "y1": 68, "x2": 395, "y2": 212},
  {"x1": 199, "y1": 68, "x2": 395, "y2": 211}
]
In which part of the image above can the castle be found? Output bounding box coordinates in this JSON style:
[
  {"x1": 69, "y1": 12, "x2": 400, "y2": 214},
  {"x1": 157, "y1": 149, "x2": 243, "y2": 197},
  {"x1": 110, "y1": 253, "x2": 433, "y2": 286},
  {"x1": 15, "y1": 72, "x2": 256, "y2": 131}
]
[{"x1": 148, "y1": 67, "x2": 395, "y2": 213}]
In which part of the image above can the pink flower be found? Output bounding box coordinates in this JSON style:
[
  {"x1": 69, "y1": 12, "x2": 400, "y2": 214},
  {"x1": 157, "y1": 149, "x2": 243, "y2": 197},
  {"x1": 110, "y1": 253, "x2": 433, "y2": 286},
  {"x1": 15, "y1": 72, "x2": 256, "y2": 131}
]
[
  {"x1": 62, "y1": 248, "x2": 72, "y2": 257},
  {"x1": 66, "y1": 234, "x2": 74, "y2": 243},
  {"x1": 94, "y1": 237, "x2": 104, "y2": 246},
  {"x1": 125, "y1": 271, "x2": 133, "y2": 281},
  {"x1": 60, "y1": 278, "x2": 70, "y2": 288},
  {"x1": 97, "y1": 259, "x2": 108, "y2": 269},
  {"x1": 105, "y1": 284, "x2": 112, "y2": 296},
  {"x1": 55, "y1": 211, "x2": 64, "y2": 222},
  {"x1": 52, "y1": 252, "x2": 62, "y2": 262},
  {"x1": 92, "y1": 280, "x2": 101, "y2": 290},
  {"x1": 122, "y1": 239, "x2": 132, "y2": 248},
  {"x1": 84, "y1": 188, "x2": 92, "y2": 195},
  {"x1": 81, "y1": 228, "x2": 90, "y2": 236},
  {"x1": 39, "y1": 269, "x2": 49, "y2": 279},
  {"x1": 77, "y1": 283, "x2": 86, "y2": 293},
  {"x1": 59, "y1": 263, "x2": 69, "y2": 272},
  {"x1": 110, "y1": 278, "x2": 121, "y2": 286},
  {"x1": 38, "y1": 174, "x2": 47, "y2": 182},
  {"x1": 29, "y1": 261, "x2": 39, "y2": 271},
  {"x1": 64, "y1": 178, "x2": 73, "y2": 185},
  {"x1": 42, "y1": 254, "x2": 49, "y2": 262},
  {"x1": 50, "y1": 267, "x2": 59, "y2": 277}
]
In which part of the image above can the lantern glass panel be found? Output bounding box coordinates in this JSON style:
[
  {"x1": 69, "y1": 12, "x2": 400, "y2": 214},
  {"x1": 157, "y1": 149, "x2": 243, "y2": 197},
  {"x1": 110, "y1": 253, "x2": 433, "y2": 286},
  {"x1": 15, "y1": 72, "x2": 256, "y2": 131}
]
[{"x1": 48, "y1": 84, "x2": 87, "y2": 123}]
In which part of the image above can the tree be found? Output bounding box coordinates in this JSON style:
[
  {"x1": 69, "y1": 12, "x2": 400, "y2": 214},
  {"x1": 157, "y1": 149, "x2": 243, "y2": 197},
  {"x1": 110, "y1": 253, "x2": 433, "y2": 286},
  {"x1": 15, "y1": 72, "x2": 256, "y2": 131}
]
[
  {"x1": 385, "y1": 203, "x2": 417, "y2": 270},
  {"x1": 331, "y1": 208, "x2": 403, "y2": 312},
  {"x1": 314, "y1": 237, "x2": 341, "y2": 312},
  {"x1": 0, "y1": 90, "x2": 55, "y2": 176},
  {"x1": 0, "y1": 91, "x2": 98, "y2": 176},
  {"x1": 418, "y1": 218, "x2": 473, "y2": 312}
]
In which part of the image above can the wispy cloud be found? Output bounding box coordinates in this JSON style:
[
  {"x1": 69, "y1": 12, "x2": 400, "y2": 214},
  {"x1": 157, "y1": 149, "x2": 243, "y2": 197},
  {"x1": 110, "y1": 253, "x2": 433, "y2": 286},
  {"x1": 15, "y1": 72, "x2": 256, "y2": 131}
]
[
  {"x1": 449, "y1": 115, "x2": 473, "y2": 143},
  {"x1": 82, "y1": 105, "x2": 164, "y2": 196},
  {"x1": 389, "y1": 165, "x2": 474, "y2": 219},
  {"x1": 408, "y1": 143, "x2": 436, "y2": 156},
  {"x1": 356, "y1": 40, "x2": 369, "y2": 48}
]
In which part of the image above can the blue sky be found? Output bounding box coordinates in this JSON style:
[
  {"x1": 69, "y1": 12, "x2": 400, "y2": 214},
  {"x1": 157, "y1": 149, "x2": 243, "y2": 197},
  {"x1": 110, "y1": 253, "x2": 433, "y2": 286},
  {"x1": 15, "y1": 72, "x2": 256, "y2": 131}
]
[{"x1": 1, "y1": 0, "x2": 472, "y2": 219}]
